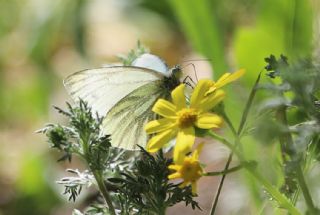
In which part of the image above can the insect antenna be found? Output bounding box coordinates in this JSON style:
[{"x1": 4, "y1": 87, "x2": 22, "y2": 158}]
[
  {"x1": 181, "y1": 63, "x2": 199, "y2": 82},
  {"x1": 181, "y1": 58, "x2": 212, "y2": 82},
  {"x1": 181, "y1": 59, "x2": 212, "y2": 63}
]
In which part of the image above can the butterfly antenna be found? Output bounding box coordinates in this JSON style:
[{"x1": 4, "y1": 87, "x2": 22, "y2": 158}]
[
  {"x1": 182, "y1": 63, "x2": 199, "y2": 82},
  {"x1": 181, "y1": 59, "x2": 212, "y2": 63}
]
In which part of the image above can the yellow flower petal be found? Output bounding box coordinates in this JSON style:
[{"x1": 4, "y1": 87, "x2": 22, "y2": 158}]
[
  {"x1": 174, "y1": 127, "x2": 195, "y2": 164},
  {"x1": 192, "y1": 142, "x2": 205, "y2": 160},
  {"x1": 205, "y1": 87, "x2": 216, "y2": 95},
  {"x1": 179, "y1": 181, "x2": 188, "y2": 188},
  {"x1": 147, "y1": 128, "x2": 177, "y2": 153},
  {"x1": 152, "y1": 99, "x2": 177, "y2": 118},
  {"x1": 200, "y1": 89, "x2": 225, "y2": 112},
  {"x1": 215, "y1": 69, "x2": 245, "y2": 89},
  {"x1": 168, "y1": 172, "x2": 182, "y2": 179},
  {"x1": 145, "y1": 118, "x2": 177, "y2": 134},
  {"x1": 191, "y1": 182, "x2": 197, "y2": 194},
  {"x1": 171, "y1": 84, "x2": 186, "y2": 110},
  {"x1": 190, "y1": 80, "x2": 213, "y2": 109},
  {"x1": 168, "y1": 164, "x2": 181, "y2": 171},
  {"x1": 195, "y1": 112, "x2": 223, "y2": 129}
]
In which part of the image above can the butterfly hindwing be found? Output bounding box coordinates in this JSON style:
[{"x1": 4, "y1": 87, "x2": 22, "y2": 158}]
[{"x1": 101, "y1": 81, "x2": 169, "y2": 150}]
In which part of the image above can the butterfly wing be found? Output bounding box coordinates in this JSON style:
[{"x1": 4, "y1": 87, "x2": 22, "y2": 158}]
[
  {"x1": 101, "y1": 81, "x2": 170, "y2": 150},
  {"x1": 63, "y1": 66, "x2": 164, "y2": 117}
]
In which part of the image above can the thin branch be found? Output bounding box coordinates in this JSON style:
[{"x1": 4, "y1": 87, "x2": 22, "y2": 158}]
[{"x1": 204, "y1": 164, "x2": 242, "y2": 176}]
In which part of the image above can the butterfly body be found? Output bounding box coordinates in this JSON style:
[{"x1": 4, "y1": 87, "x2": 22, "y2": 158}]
[{"x1": 64, "y1": 54, "x2": 181, "y2": 150}]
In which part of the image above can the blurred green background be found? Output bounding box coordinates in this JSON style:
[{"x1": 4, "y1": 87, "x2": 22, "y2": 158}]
[{"x1": 0, "y1": 0, "x2": 316, "y2": 214}]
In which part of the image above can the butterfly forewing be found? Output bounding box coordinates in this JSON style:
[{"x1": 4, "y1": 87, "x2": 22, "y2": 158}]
[{"x1": 63, "y1": 67, "x2": 164, "y2": 117}]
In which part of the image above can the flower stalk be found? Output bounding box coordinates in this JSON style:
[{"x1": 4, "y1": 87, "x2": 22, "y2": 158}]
[
  {"x1": 81, "y1": 129, "x2": 116, "y2": 215},
  {"x1": 92, "y1": 170, "x2": 117, "y2": 215},
  {"x1": 295, "y1": 166, "x2": 317, "y2": 214}
]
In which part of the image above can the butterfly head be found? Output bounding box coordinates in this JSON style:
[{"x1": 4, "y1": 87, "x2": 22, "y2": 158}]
[
  {"x1": 160, "y1": 65, "x2": 181, "y2": 95},
  {"x1": 169, "y1": 64, "x2": 182, "y2": 79}
]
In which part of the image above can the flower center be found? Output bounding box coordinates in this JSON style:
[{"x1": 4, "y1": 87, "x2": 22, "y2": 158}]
[
  {"x1": 179, "y1": 158, "x2": 203, "y2": 182},
  {"x1": 177, "y1": 108, "x2": 197, "y2": 128}
]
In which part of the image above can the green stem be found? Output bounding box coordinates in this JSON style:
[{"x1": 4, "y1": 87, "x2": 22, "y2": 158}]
[
  {"x1": 207, "y1": 127, "x2": 238, "y2": 215},
  {"x1": 220, "y1": 110, "x2": 237, "y2": 137},
  {"x1": 209, "y1": 152, "x2": 233, "y2": 214},
  {"x1": 237, "y1": 71, "x2": 262, "y2": 136},
  {"x1": 206, "y1": 131, "x2": 302, "y2": 215},
  {"x1": 157, "y1": 206, "x2": 166, "y2": 215},
  {"x1": 92, "y1": 170, "x2": 117, "y2": 215},
  {"x1": 204, "y1": 164, "x2": 242, "y2": 176},
  {"x1": 276, "y1": 105, "x2": 317, "y2": 213},
  {"x1": 81, "y1": 136, "x2": 116, "y2": 215},
  {"x1": 207, "y1": 131, "x2": 239, "y2": 156},
  {"x1": 247, "y1": 167, "x2": 301, "y2": 215},
  {"x1": 296, "y1": 165, "x2": 317, "y2": 214}
]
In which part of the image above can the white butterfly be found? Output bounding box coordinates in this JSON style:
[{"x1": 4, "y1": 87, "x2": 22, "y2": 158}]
[{"x1": 64, "y1": 53, "x2": 182, "y2": 150}]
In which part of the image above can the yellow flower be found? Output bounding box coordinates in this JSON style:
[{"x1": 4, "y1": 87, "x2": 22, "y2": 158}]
[
  {"x1": 145, "y1": 82, "x2": 225, "y2": 163},
  {"x1": 205, "y1": 69, "x2": 245, "y2": 95},
  {"x1": 168, "y1": 143, "x2": 205, "y2": 194}
]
